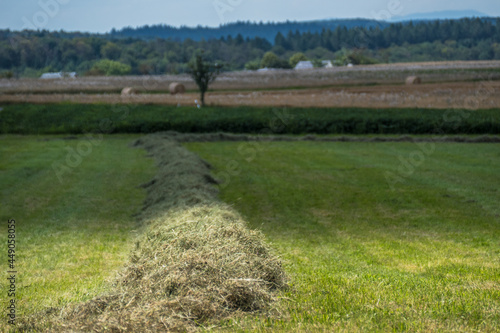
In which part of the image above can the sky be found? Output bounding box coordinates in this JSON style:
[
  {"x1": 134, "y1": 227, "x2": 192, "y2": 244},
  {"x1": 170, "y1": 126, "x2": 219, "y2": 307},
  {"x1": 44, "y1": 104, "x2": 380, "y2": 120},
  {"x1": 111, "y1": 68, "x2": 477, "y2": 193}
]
[{"x1": 1, "y1": 0, "x2": 499, "y2": 33}]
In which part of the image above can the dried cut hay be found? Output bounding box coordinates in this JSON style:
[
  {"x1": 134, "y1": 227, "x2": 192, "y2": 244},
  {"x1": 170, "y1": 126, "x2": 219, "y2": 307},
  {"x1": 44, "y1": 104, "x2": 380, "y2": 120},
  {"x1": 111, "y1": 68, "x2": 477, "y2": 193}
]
[
  {"x1": 121, "y1": 87, "x2": 138, "y2": 96},
  {"x1": 169, "y1": 82, "x2": 186, "y2": 95},
  {"x1": 405, "y1": 76, "x2": 422, "y2": 85},
  {"x1": 143, "y1": 131, "x2": 500, "y2": 144},
  {"x1": 19, "y1": 133, "x2": 286, "y2": 332}
]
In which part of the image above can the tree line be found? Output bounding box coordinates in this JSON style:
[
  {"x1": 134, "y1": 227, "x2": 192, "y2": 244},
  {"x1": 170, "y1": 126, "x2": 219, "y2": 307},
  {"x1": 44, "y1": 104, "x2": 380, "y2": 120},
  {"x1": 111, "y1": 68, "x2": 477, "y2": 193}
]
[
  {"x1": 111, "y1": 19, "x2": 388, "y2": 42},
  {"x1": 0, "y1": 17, "x2": 499, "y2": 78}
]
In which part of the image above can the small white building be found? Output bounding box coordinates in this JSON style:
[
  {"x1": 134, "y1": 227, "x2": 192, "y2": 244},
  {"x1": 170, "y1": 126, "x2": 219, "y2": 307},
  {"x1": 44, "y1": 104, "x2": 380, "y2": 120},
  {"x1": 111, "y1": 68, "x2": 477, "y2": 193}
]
[
  {"x1": 40, "y1": 72, "x2": 78, "y2": 79},
  {"x1": 40, "y1": 72, "x2": 63, "y2": 79},
  {"x1": 294, "y1": 61, "x2": 314, "y2": 70},
  {"x1": 322, "y1": 60, "x2": 333, "y2": 68},
  {"x1": 257, "y1": 67, "x2": 280, "y2": 72}
]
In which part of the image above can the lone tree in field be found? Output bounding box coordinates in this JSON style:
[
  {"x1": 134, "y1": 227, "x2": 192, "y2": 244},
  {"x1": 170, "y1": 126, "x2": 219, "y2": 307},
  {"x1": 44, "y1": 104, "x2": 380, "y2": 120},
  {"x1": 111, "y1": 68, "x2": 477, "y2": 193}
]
[{"x1": 187, "y1": 51, "x2": 222, "y2": 107}]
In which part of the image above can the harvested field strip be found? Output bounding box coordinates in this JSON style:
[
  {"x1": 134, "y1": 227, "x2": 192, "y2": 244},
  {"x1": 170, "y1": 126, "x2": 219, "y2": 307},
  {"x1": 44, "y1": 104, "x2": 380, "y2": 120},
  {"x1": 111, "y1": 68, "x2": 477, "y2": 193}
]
[
  {"x1": 19, "y1": 134, "x2": 286, "y2": 332},
  {"x1": 186, "y1": 141, "x2": 500, "y2": 332},
  {"x1": 3, "y1": 74, "x2": 498, "y2": 96},
  {"x1": 0, "y1": 82, "x2": 388, "y2": 95},
  {"x1": 3, "y1": 80, "x2": 500, "y2": 109},
  {"x1": 0, "y1": 89, "x2": 199, "y2": 95},
  {"x1": 160, "y1": 132, "x2": 500, "y2": 143},
  {"x1": 1, "y1": 104, "x2": 500, "y2": 135},
  {"x1": 2, "y1": 60, "x2": 500, "y2": 94}
]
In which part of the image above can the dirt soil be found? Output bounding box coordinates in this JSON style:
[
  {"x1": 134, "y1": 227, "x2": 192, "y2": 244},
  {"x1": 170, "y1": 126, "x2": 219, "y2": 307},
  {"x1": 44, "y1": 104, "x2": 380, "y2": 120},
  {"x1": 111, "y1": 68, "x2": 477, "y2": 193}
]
[{"x1": 1, "y1": 61, "x2": 500, "y2": 109}]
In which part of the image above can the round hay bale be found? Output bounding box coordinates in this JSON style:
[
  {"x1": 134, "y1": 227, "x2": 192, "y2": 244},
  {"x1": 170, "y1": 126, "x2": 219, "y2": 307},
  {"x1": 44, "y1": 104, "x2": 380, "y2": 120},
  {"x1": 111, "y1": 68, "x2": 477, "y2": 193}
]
[
  {"x1": 406, "y1": 76, "x2": 422, "y2": 85},
  {"x1": 121, "y1": 87, "x2": 138, "y2": 96},
  {"x1": 169, "y1": 82, "x2": 186, "y2": 95}
]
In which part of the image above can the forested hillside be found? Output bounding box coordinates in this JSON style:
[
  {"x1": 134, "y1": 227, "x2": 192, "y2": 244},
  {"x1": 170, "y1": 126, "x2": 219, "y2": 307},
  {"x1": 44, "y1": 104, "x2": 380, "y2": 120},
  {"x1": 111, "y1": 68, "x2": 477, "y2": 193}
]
[
  {"x1": 1, "y1": 17, "x2": 499, "y2": 77},
  {"x1": 111, "y1": 19, "x2": 389, "y2": 42}
]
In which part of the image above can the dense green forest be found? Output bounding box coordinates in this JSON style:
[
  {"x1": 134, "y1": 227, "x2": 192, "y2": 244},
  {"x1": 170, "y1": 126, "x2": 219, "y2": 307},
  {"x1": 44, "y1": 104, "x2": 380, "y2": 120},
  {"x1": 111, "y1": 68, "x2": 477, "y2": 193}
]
[{"x1": 1, "y1": 17, "x2": 499, "y2": 77}]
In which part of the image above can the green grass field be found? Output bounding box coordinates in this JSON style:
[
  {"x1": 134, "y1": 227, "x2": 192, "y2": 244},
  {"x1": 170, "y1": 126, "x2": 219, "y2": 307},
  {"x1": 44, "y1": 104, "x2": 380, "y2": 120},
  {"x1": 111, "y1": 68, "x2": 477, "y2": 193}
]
[
  {"x1": 1, "y1": 135, "x2": 499, "y2": 332},
  {"x1": 0, "y1": 135, "x2": 155, "y2": 328},
  {"x1": 185, "y1": 141, "x2": 500, "y2": 332}
]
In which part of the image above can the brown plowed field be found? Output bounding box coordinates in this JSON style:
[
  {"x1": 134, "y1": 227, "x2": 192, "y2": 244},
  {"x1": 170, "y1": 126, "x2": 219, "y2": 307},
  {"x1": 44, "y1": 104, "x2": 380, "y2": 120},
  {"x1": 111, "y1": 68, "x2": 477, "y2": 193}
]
[{"x1": 1, "y1": 61, "x2": 500, "y2": 109}]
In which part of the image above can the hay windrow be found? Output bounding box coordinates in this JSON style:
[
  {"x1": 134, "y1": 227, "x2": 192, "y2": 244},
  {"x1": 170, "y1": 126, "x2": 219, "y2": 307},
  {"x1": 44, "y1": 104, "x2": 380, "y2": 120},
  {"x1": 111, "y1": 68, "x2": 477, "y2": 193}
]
[
  {"x1": 141, "y1": 131, "x2": 500, "y2": 144},
  {"x1": 19, "y1": 133, "x2": 286, "y2": 332}
]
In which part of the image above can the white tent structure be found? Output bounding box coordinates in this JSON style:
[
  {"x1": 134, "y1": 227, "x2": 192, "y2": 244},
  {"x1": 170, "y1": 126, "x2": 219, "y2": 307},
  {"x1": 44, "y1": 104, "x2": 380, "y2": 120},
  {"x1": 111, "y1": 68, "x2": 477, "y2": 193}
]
[
  {"x1": 40, "y1": 72, "x2": 63, "y2": 79},
  {"x1": 294, "y1": 61, "x2": 314, "y2": 70},
  {"x1": 40, "y1": 72, "x2": 78, "y2": 79},
  {"x1": 322, "y1": 60, "x2": 333, "y2": 68}
]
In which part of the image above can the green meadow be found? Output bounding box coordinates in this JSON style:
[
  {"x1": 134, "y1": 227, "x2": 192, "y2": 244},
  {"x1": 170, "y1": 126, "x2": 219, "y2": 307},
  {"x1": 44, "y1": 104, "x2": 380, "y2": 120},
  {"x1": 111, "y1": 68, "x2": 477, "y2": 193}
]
[
  {"x1": 186, "y1": 141, "x2": 500, "y2": 332},
  {"x1": 1, "y1": 134, "x2": 499, "y2": 332},
  {"x1": 0, "y1": 135, "x2": 155, "y2": 325}
]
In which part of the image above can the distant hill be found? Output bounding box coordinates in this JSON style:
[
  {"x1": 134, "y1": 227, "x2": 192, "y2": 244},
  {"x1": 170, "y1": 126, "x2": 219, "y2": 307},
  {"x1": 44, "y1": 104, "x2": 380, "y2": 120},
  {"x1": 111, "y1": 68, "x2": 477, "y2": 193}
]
[
  {"x1": 390, "y1": 10, "x2": 488, "y2": 22},
  {"x1": 109, "y1": 14, "x2": 499, "y2": 43},
  {"x1": 2, "y1": 16, "x2": 499, "y2": 76},
  {"x1": 110, "y1": 19, "x2": 390, "y2": 43}
]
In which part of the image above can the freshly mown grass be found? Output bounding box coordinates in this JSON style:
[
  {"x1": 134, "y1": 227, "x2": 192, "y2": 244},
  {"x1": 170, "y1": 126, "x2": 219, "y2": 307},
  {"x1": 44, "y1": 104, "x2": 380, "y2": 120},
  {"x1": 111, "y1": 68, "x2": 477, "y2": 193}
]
[
  {"x1": 0, "y1": 135, "x2": 155, "y2": 330},
  {"x1": 186, "y1": 141, "x2": 500, "y2": 332},
  {"x1": 1, "y1": 103, "x2": 499, "y2": 135},
  {"x1": 11, "y1": 134, "x2": 285, "y2": 332},
  {"x1": 2, "y1": 133, "x2": 499, "y2": 332}
]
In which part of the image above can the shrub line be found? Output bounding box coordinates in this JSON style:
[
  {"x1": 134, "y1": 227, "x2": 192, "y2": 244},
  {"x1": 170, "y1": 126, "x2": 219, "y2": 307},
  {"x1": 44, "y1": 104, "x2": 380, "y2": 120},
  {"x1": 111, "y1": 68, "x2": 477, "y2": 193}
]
[{"x1": 2, "y1": 104, "x2": 500, "y2": 135}]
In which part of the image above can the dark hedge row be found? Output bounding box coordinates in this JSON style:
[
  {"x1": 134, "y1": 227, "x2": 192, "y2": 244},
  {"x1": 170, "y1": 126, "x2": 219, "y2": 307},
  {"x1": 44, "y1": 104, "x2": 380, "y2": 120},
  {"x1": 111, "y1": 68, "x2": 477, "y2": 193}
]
[{"x1": 1, "y1": 103, "x2": 499, "y2": 135}]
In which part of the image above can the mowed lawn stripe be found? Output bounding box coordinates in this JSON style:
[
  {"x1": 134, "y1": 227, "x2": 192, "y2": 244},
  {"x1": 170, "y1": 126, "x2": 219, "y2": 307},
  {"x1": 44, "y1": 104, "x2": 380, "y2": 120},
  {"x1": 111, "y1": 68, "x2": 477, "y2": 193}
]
[
  {"x1": 185, "y1": 141, "x2": 500, "y2": 332},
  {"x1": 0, "y1": 135, "x2": 155, "y2": 320}
]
